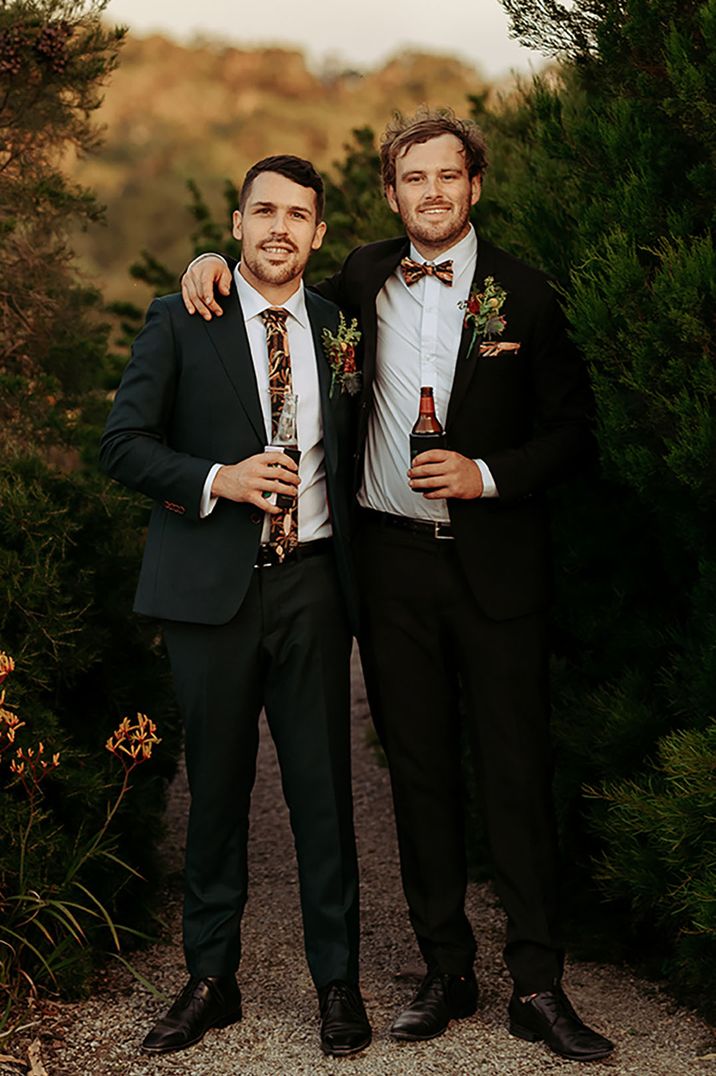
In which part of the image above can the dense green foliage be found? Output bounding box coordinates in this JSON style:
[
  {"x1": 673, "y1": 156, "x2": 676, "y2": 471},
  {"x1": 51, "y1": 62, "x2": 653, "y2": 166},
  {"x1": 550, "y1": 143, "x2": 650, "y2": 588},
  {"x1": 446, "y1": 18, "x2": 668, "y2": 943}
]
[
  {"x1": 477, "y1": 0, "x2": 716, "y2": 995},
  {"x1": 0, "y1": 0, "x2": 181, "y2": 1014}
]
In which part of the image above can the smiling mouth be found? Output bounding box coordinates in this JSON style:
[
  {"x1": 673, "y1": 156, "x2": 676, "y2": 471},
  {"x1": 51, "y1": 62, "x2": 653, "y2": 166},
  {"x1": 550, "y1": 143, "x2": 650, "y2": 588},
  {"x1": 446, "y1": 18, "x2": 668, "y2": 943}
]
[
  {"x1": 261, "y1": 245, "x2": 296, "y2": 255},
  {"x1": 420, "y1": 205, "x2": 452, "y2": 215}
]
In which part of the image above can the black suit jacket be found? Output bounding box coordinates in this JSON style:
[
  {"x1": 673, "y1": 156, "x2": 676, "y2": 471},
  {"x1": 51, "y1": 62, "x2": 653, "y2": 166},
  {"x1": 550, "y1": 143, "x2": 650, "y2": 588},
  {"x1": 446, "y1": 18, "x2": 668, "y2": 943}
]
[
  {"x1": 100, "y1": 287, "x2": 357, "y2": 626},
  {"x1": 225, "y1": 231, "x2": 594, "y2": 620}
]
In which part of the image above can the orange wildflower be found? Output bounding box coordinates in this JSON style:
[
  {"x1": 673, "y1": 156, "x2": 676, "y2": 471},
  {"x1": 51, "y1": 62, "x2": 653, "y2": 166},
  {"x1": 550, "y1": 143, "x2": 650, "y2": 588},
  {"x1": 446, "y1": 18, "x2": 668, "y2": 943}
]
[
  {"x1": 0, "y1": 707, "x2": 25, "y2": 746},
  {"x1": 106, "y1": 713, "x2": 161, "y2": 769},
  {"x1": 0, "y1": 652, "x2": 14, "y2": 687}
]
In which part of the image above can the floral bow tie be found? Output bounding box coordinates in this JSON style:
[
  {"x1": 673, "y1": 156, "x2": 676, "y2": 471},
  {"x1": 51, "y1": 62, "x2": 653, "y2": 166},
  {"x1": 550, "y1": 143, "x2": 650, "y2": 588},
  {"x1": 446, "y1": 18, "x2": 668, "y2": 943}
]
[{"x1": 400, "y1": 256, "x2": 454, "y2": 287}]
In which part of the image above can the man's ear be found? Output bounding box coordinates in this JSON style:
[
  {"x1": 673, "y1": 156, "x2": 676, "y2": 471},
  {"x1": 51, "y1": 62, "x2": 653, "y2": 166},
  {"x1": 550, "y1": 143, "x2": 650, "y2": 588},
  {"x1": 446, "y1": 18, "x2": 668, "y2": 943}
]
[
  {"x1": 385, "y1": 185, "x2": 400, "y2": 215},
  {"x1": 311, "y1": 220, "x2": 327, "y2": 251},
  {"x1": 232, "y1": 209, "x2": 242, "y2": 241},
  {"x1": 470, "y1": 176, "x2": 482, "y2": 207}
]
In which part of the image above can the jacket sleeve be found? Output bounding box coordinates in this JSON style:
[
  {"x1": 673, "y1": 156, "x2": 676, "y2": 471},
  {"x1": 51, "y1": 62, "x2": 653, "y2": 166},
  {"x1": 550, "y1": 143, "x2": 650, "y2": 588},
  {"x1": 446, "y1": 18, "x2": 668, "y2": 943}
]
[
  {"x1": 99, "y1": 299, "x2": 215, "y2": 520},
  {"x1": 482, "y1": 290, "x2": 596, "y2": 499}
]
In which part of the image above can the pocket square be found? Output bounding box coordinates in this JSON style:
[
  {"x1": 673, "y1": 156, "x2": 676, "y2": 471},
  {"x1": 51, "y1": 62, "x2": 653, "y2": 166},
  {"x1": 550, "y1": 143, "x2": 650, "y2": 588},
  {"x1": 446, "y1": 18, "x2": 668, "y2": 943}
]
[{"x1": 479, "y1": 341, "x2": 522, "y2": 357}]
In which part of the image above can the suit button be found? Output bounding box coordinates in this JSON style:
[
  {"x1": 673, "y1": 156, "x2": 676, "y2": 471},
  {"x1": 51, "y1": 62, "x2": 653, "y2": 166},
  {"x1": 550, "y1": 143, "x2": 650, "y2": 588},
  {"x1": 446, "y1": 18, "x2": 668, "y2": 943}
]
[{"x1": 250, "y1": 512, "x2": 261, "y2": 525}]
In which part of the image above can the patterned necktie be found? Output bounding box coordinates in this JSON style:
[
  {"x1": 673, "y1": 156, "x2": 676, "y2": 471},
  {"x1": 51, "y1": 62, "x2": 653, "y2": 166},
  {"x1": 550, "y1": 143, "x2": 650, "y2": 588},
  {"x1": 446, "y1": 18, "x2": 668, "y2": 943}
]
[
  {"x1": 400, "y1": 256, "x2": 454, "y2": 287},
  {"x1": 261, "y1": 307, "x2": 298, "y2": 562}
]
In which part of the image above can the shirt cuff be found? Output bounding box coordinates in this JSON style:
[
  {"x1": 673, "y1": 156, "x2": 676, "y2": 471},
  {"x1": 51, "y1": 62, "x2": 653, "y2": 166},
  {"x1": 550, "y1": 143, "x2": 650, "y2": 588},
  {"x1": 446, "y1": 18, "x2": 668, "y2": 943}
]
[
  {"x1": 475, "y1": 459, "x2": 498, "y2": 498},
  {"x1": 200, "y1": 463, "x2": 222, "y2": 518},
  {"x1": 187, "y1": 252, "x2": 229, "y2": 272}
]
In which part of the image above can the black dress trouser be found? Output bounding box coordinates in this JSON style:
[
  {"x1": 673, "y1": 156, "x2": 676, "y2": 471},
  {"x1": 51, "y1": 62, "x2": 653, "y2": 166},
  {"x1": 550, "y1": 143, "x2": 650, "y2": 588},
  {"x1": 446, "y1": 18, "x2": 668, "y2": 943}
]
[
  {"x1": 162, "y1": 551, "x2": 359, "y2": 989},
  {"x1": 356, "y1": 518, "x2": 563, "y2": 994}
]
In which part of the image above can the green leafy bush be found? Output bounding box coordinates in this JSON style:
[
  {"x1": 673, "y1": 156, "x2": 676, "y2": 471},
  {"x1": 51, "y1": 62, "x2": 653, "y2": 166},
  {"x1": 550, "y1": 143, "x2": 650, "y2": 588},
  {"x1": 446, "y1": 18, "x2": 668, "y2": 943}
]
[
  {"x1": 0, "y1": 1, "x2": 184, "y2": 1022},
  {"x1": 0, "y1": 653, "x2": 162, "y2": 1023},
  {"x1": 0, "y1": 454, "x2": 181, "y2": 1015},
  {"x1": 475, "y1": 0, "x2": 716, "y2": 993}
]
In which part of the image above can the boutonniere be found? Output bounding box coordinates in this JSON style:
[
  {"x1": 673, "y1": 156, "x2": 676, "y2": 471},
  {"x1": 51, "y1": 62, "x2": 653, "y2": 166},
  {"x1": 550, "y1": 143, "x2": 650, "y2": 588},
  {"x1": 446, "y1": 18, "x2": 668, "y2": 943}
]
[
  {"x1": 322, "y1": 313, "x2": 362, "y2": 398},
  {"x1": 458, "y1": 275, "x2": 509, "y2": 356}
]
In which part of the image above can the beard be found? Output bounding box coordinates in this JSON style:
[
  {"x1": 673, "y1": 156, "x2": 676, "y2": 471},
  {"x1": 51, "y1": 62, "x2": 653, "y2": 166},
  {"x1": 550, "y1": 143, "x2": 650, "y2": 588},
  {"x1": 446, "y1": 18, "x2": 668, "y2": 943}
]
[
  {"x1": 241, "y1": 244, "x2": 306, "y2": 287},
  {"x1": 396, "y1": 195, "x2": 473, "y2": 253}
]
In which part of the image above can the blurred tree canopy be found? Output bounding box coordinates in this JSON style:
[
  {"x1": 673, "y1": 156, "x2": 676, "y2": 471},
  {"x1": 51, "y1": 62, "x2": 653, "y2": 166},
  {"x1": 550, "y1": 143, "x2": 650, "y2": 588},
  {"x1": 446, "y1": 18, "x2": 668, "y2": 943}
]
[{"x1": 0, "y1": 0, "x2": 126, "y2": 444}]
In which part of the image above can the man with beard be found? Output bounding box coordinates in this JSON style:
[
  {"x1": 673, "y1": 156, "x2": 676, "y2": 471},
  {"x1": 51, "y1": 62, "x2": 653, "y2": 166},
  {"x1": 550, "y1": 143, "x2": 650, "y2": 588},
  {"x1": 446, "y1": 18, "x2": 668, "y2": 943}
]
[
  {"x1": 181, "y1": 113, "x2": 614, "y2": 1063},
  {"x1": 101, "y1": 156, "x2": 371, "y2": 1059}
]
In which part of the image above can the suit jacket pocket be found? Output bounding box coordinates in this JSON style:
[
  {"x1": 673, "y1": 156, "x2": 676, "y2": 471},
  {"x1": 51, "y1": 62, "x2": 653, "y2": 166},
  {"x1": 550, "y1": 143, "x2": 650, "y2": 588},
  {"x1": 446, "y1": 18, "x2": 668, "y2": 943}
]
[{"x1": 478, "y1": 341, "x2": 522, "y2": 357}]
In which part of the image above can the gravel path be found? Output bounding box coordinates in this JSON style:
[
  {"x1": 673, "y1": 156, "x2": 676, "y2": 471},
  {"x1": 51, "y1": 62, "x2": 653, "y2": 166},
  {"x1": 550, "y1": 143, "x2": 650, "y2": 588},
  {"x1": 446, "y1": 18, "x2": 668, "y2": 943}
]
[{"x1": 38, "y1": 651, "x2": 716, "y2": 1075}]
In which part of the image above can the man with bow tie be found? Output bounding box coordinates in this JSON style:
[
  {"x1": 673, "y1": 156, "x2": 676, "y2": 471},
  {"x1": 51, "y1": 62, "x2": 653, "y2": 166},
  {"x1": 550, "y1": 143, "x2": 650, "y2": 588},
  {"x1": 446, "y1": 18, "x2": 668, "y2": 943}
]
[{"x1": 181, "y1": 111, "x2": 614, "y2": 1063}]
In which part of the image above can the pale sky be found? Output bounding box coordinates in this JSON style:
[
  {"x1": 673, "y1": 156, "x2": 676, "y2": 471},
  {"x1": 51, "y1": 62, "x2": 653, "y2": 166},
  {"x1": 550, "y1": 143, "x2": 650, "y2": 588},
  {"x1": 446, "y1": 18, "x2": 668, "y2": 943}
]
[{"x1": 104, "y1": 0, "x2": 548, "y2": 80}]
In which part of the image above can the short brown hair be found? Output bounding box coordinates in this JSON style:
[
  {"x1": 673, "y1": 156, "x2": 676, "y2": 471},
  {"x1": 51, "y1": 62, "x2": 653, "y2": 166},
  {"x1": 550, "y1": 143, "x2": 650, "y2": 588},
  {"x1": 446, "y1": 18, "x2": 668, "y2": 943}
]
[
  {"x1": 379, "y1": 108, "x2": 488, "y2": 191},
  {"x1": 239, "y1": 154, "x2": 325, "y2": 220}
]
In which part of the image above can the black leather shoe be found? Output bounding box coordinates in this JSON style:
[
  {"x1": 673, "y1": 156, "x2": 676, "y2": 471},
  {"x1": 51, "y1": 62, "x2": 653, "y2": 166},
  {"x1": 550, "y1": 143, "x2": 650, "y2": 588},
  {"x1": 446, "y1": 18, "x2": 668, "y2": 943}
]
[
  {"x1": 318, "y1": 980, "x2": 372, "y2": 1056},
  {"x1": 141, "y1": 975, "x2": 242, "y2": 1055},
  {"x1": 390, "y1": 970, "x2": 478, "y2": 1041},
  {"x1": 508, "y1": 984, "x2": 614, "y2": 1061}
]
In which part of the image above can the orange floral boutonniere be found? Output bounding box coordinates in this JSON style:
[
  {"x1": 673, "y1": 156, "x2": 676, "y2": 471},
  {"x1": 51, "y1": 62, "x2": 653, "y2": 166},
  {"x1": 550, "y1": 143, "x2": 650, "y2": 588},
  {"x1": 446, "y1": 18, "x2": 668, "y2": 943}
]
[
  {"x1": 322, "y1": 313, "x2": 362, "y2": 398},
  {"x1": 458, "y1": 275, "x2": 511, "y2": 356}
]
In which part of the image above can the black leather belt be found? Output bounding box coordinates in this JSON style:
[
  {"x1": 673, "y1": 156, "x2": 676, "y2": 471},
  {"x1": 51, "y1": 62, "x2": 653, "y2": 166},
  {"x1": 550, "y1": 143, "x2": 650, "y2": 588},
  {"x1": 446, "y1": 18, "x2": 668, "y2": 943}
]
[
  {"x1": 359, "y1": 508, "x2": 454, "y2": 540},
  {"x1": 254, "y1": 538, "x2": 332, "y2": 568}
]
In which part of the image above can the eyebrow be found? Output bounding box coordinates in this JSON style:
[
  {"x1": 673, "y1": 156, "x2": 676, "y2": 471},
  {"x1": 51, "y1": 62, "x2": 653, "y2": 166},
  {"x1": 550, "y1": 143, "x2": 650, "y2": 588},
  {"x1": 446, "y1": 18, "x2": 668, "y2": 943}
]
[
  {"x1": 251, "y1": 200, "x2": 311, "y2": 214},
  {"x1": 402, "y1": 167, "x2": 461, "y2": 177}
]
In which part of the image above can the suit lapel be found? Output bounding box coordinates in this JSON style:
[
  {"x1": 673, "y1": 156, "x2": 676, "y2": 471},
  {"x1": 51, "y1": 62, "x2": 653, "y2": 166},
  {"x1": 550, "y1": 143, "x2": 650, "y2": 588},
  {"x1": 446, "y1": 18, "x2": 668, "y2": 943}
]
[
  {"x1": 306, "y1": 291, "x2": 338, "y2": 475},
  {"x1": 203, "y1": 289, "x2": 266, "y2": 444},
  {"x1": 446, "y1": 235, "x2": 499, "y2": 428}
]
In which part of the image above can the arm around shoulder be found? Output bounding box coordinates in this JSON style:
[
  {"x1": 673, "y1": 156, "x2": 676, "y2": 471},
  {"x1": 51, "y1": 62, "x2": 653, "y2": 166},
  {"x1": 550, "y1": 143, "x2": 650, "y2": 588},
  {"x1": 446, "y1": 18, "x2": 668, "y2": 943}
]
[{"x1": 181, "y1": 253, "x2": 235, "y2": 318}]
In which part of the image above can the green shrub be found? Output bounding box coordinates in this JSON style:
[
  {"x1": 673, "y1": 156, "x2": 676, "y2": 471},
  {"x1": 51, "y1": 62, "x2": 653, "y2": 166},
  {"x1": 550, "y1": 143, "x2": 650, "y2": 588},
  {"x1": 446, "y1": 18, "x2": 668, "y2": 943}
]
[
  {"x1": 474, "y1": 0, "x2": 716, "y2": 993},
  {"x1": 590, "y1": 723, "x2": 716, "y2": 990},
  {"x1": 0, "y1": 453, "x2": 181, "y2": 1012},
  {"x1": 0, "y1": 654, "x2": 163, "y2": 1020},
  {"x1": 0, "y1": 0, "x2": 183, "y2": 1024}
]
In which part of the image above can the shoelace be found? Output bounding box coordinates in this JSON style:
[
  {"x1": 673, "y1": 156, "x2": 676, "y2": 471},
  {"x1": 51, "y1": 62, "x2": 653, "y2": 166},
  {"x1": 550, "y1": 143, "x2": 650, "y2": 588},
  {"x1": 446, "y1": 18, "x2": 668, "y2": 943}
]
[{"x1": 321, "y1": 983, "x2": 361, "y2": 1018}]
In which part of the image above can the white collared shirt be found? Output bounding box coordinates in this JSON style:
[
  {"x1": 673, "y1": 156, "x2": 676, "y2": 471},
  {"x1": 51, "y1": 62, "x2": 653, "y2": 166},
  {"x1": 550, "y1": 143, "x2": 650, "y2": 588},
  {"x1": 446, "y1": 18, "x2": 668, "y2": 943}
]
[
  {"x1": 200, "y1": 267, "x2": 331, "y2": 543},
  {"x1": 358, "y1": 227, "x2": 497, "y2": 521}
]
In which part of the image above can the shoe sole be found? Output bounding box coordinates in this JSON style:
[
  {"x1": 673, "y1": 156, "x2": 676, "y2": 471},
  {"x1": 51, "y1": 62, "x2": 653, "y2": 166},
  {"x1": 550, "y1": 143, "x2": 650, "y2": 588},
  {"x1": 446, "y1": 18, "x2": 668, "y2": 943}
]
[
  {"x1": 509, "y1": 1022, "x2": 614, "y2": 1061},
  {"x1": 141, "y1": 1008, "x2": 243, "y2": 1056},
  {"x1": 320, "y1": 1033, "x2": 372, "y2": 1057},
  {"x1": 390, "y1": 1007, "x2": 477, "y2": 1043},
  {"x1": 390, "y1": 1025, "x2": 448, "y2": 1042}
]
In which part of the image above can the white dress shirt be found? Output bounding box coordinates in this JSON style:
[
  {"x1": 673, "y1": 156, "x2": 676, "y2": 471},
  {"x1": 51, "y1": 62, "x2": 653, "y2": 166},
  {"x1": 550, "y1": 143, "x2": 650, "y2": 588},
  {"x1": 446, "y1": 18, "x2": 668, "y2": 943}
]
[
  {"x1": 358, "y1": 228, "x2": 497, "y2": 522},
  {"x1": 200, "y1": 268, "x2": 331, "y2": 544}
]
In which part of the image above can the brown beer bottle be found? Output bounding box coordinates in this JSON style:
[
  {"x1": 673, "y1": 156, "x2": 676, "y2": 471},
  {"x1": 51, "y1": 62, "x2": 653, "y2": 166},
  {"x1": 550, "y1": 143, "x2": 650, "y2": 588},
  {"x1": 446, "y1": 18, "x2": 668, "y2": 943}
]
[{"x1": 410, "y1": 386, "x2": 446, "y2": 462}]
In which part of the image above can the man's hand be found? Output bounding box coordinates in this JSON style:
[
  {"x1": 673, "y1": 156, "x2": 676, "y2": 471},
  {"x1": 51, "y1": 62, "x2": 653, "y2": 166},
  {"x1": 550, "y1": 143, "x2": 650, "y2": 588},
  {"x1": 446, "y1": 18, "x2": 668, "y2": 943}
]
[
  {"x1": 182, "y1": 256, "x2": 232, "y2": 319},
  {"x1": 212, "y1": 452, "x2": 300, "y2": 512},
  {"x1": 408, "y1": 450, "x2": 484, "y2": 500}
]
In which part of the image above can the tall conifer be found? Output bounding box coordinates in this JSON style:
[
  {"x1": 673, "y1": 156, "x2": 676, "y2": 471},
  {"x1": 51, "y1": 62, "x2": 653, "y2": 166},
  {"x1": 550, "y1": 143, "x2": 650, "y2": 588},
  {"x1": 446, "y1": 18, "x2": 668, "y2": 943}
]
[{"x1": 480, "y1": 0, "x2": 716, "y2": 991}]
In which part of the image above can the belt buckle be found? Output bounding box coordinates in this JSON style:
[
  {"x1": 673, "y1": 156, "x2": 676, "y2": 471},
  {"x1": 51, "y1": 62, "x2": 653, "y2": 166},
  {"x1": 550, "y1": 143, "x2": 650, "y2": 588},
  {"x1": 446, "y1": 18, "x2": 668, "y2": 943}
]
[{"x1": 433, "y1": 521, "x2": 452, "y2": 540}]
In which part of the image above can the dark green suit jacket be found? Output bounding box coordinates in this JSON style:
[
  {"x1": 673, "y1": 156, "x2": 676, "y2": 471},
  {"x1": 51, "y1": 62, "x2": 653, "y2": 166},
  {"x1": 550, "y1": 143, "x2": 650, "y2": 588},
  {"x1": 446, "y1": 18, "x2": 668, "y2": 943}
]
[{"x1": 100, "y1": 287, "x2": 357, "y2": 626}]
